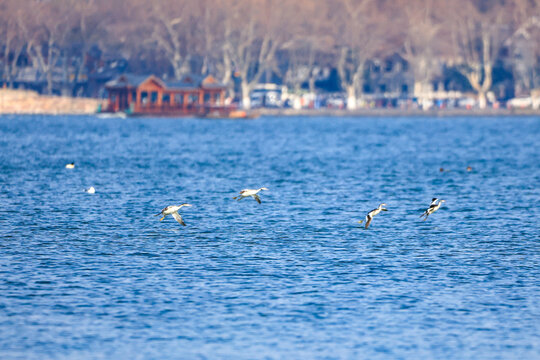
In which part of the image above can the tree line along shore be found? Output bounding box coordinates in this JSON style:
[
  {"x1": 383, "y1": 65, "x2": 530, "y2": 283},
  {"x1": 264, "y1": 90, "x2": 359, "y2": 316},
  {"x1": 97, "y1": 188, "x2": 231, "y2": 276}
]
[{"x1": 1, "y1": 0, "x2": 539, "y2": 112}]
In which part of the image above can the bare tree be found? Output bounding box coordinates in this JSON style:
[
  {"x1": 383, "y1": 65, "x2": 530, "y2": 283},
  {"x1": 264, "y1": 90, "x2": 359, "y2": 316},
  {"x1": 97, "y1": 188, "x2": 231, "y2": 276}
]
[
  {"x1": 282, "y1": 1, "x2": 334, "y2": 94},
  {"x1": 146, "y1": 0, "x2": 198, "y2": 79},
  {"x1": 283, "y1": 40, "x2": 318, "y2": 93},
  {"x1": 0, "y1": 0, "x2": 25, "y2": 88},
  {"x1": 447, "y1": 0, "x2": 513, "y2": 108},
  {"x1": 222, "y1": 0, "x2": 291, "y2": 108},
  {"x1": 61, "y1": 0, "x2": 105, "y2": 96},
  {"x1": 401, "y1": 0, "x2": 444, "y2": 103},
  {"x1": 20, "y1": 0, "x2": 76, "y2": 94},
  {"x1": 195, "y1": 0, "x2": 221, "y2": 76},
  {"x1": 507, "y1": 0, "x2": 540, "y2": 94},
  {"x1": 333, "y1": 0, "x2": 390, "y2": 109}
]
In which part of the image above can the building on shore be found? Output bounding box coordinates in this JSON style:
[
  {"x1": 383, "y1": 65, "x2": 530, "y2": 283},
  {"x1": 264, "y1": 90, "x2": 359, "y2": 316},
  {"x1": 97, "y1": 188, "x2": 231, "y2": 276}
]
[{"x1": 103, "y1": 74, "x2": 229, "y2": 116}]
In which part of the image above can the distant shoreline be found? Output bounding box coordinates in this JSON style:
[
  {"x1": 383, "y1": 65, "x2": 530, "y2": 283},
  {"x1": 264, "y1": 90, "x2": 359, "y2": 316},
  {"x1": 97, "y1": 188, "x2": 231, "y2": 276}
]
[
  {"x1": 0, "y1": 89, "x2": 100, "y2": 115},
  {"x1": 257, "y1": 108, "x2": 540, "y2": 117},
  {"x1": 1, "y1": 89, "x2": 539, "y2": 117}
]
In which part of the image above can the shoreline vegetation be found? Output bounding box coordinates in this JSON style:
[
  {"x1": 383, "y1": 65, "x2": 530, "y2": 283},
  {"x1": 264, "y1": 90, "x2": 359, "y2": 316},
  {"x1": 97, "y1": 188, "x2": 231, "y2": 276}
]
[
  {"x1": 1, "y1": 89, "x2": 539, "y2": 117},
  {"x1": 0, "y1": 89, "x2": 100, "y2": 115}
]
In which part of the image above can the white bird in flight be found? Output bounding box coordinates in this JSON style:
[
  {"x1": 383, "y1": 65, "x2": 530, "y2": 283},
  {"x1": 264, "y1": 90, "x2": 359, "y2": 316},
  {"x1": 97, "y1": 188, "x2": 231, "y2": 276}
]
[
  {"x1": 358, "y1": 203, "x2": 388, "y2": 229},
  {"x1": 155, "y1": 204, "x2": 192, "y2": 226},
  {"x1": 420, "y1": 199, "x2": 445, "y2": 221},
  {"x1": 233, "y1": 187, "x2": 269, "y2": 204}
]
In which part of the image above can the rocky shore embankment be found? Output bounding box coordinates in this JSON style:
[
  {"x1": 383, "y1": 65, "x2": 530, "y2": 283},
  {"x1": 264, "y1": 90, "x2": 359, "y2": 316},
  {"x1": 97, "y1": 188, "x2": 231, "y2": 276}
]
[{"x1": 0, "y1": 89, "x2": 101, "y2": 115}]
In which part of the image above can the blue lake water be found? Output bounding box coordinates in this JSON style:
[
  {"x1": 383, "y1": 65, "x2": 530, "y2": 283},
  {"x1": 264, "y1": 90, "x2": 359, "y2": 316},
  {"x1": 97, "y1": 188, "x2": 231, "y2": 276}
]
[{"x1": 0, "y1": 114, "x2": 539, "y2": 359}]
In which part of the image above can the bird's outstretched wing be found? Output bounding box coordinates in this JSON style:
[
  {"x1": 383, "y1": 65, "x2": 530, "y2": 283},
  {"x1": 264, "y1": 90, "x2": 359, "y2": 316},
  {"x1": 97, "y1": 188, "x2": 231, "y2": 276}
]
[
  {"x1": 365, "y1": 216, "x2": 372, "y2": 229},
  {"x1": 253, "y1": 194, "x2": 261, "y2": 204},
  {"x1": 172, "y1": 212, "x2": 186, "y2": 226}
]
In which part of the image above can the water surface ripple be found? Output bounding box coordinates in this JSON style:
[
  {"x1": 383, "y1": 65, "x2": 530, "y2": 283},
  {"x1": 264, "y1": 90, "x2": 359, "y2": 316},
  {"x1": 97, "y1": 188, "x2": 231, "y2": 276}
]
[{"x1": 0, "y1": 115, "x2": 539, "y2": 359}]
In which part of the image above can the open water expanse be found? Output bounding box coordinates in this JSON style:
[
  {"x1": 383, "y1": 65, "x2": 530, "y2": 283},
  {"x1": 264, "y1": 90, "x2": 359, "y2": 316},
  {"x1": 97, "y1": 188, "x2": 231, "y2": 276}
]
[{"x1": 0, "y1": 114, "x2": 539, "y2": 359}]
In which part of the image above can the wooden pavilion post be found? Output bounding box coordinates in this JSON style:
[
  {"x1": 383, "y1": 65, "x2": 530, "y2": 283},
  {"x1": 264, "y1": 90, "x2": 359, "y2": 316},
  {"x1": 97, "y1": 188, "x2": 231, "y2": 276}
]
[
  {"x1": 108, "y1": 92, "x2": 113, "y2": 111},
  {"x1": 136, "y1": 90, "x2": 141, "y2": 112},
  {"x1": 114, "y1": 92, "x2": 120, "y2": 112}
]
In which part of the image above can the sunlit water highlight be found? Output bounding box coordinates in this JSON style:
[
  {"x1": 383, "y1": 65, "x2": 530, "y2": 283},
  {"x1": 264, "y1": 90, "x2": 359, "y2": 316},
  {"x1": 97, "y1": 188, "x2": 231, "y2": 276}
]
[{"x1": 0, "y1": 115, "x2": 539, "y2": 359}]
